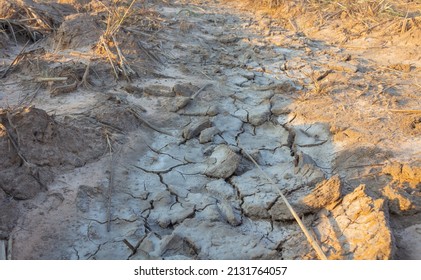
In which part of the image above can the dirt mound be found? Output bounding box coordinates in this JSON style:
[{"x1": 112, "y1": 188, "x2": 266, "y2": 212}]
[
  {"x1": 0, "y1": 107, "x2": 106, "y2": 202},
  {"x1": 53, "y1": 13, "x2": 102, "y2": 51},
  {"x1": 1, "y1": 0, "x2": 165, "y2": 83},
  {"x1": 0, "y1": 107, "x2": 106, "y2": 168},
  {"x1": 0, "y1": 0, "x2": 75, "y2": 43}
]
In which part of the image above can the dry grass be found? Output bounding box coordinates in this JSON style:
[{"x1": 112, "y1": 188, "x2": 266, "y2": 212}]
[
  {"x1": 92, "y1": 0, "x2": 164, "y2": 80},
  {"x1": 1, "y1": 0, "x2": 165, "y2": 81},
  {"x1": 234, "y1": 0, "x2": 421, "y2": 36}
]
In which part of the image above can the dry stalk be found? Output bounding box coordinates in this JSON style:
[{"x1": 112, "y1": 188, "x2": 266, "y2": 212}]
[
  {"x1": 105, "y1": 132, "x2": 114, "y2": 233},
  {"x1": 36, "y1": 77, "x2": 68, "y2": 82},
  {"x1": 4, "y1": 19, "x2": 18, "y2": 46},
  {"x1": 0, "y1": 40, "x2": 30, "y2": 79},
  {"x1": 1, "y1": 119, "x2": 30, "y2": 167},
  {"x1": 50, "y1": 80, "x2": 78, "y2": 96},
  {"x1": 128, "y1": 107, "x2": 173, "y2": 136},
  {"x1": 389, "y1": 109, "x2": 421, "y2": 114},
  {"x1": 190, "y1": 83, "x2": 212, "y2": 100},
  {"x1": 239, "y1": 147, "x2": 328, "y2": 260},
  {"x1": 19, "y1": 84, "x2": 41, "y2": 107},
  {"x1": 115, "y1": 0, "x2": 137, "y2": 31},
  {"x1": 79, "y1": 61, "x2": 93, "y2": 89},
  {"x1": 137, "y1": 41, "x2": 163, "y2": 65},
  {"x1": 0, "y1": 19, "x2": 39, "y2": 44},
  {"x1": 112, "y1": 35, "x2": 136, "y2": 80},
  {"x1": 304, "y1": 69, "x2": 328, "y2": 96},
  {"x1": 100, "y1": 37, "x2": 119, "y2": 79}
]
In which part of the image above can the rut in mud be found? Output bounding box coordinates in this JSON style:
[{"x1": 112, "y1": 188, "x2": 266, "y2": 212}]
[{"x1": 0, "y1": 0, "x2": 420, "y2": 260}]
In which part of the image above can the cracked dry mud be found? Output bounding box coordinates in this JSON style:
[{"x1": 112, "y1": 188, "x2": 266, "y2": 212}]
[{"x1": 1, "y1": 0, "x2": 420, "y2": 260}]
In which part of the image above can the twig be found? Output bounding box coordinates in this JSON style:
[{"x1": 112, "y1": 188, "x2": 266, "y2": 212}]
[
  {"x1": 316, "y1": 70, "x2": 333, "y2": 81},
  {"x1": 106, "y1": 133, "x2": 114, "y2": 232},
  {"x1": 0, "y1": 40, "x2": 30, "y2": 79},
  {"x1": 239, "y1": 147, "x2": 328, "y2": 260},
  {"x1": 123, "y1": 239, "x2": 136, "y2": 253},
  {"x1": 110, "y1": 0, "x2": 138, "y2": 35},
  {"x1": 101, "y1": 38, "x2": 119, "y2": 79},
  {"x1": 19, "y1": 84, "x2": 41, "y2": 107},
  {"x1": 137, "y1": 41, "x2": 163, "y2": 65},
  {"x1": 50, "y1": 80, "x2": 78, "y2": 97},
  {"x1": 0, "y1": 121, "x2": 30, "y2": 167},
  {"x1": 190, "y1": 83, "x2": 212, "y2": 100},
  {"x1": 5, "y1": 19, "x2": 18, "y2": 46},
  {"x1": 297, "y1": 139, "x2": 328, "y2": 147},
  {"x1": 1, "y1": 114, "x2": 43, "y2": 188},
  {"x1": 112, "y1": 35, "x2": 135, "y2": 80},
  {"x1": 389, "y1": 109, "x2": 421, "y2": 114},
  {"x1": 289, "y1": 18, "x2": 298, "y2": 32},
  {"x1": 36, "y1": 77, "x2": 68, "y2": 82},
  {"x1": 128, "y1": 107, "x2": 173, "y2": 136},
  {"x1": 79, "y1": 61, "x2": 93, "y2": 89},
  {"x1": 84, "y1": 116, "x2": 126, "y2": 135}
]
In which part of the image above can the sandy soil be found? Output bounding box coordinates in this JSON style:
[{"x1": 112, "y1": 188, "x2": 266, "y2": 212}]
[{"x1": 0, "y1": 0, "x2": 420, "y2": 260}]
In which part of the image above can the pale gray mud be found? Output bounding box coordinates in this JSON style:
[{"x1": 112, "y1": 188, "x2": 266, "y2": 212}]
[{"x1": 0, "y1": 0, "x2": 420, "y2": 259}]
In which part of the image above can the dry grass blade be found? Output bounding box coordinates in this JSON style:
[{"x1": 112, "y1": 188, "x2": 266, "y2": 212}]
[
  {"x1": 100, "y1": 37, "x2": 119, "y2": 79},
  {"x1": 239, "y1": 147, "x2": 328, "y2": 260},
  {"x1": 18, "y1": 84, "x2": 41, "y2": 107},
  {"x1": 389, "y1": 109, "x2": 421, "y2": 114},
  {"x1": 0, "y1": 119, "x2": 30, "y2": 167},
  {"x1": 127, "y1": 107, "x2": 173, "y2": 136},
  {"x1": 79, "y1": 61, "x2": 93, "y2": 89},
  {"x1": 95, "y1": 0, "x2": 139, "y2": 80},
  {"x1": 245, "y1": 0, "x2": 421, "y2": 36},
  {"x1": 110, "y1": 0, "x2": 138, "y2": 35},
  {"x1": 137, "y1": 41, "x2": 163, "y2": 65},
  {"x1": 0, "y1": 18, "x2": 41, "y2": 43},
  {"x1": 3, "y1": 19, "x2": 18, "y2": 46},
  {"x1": 105, "y1": 132, "x2": 114, "y2": 233},
  {"x1": 36, "y1": 77, "x2": 68, "y2": 82},
  {"x1": 304, "y1": 69, "x2": 329, "y2": 96},
  {"x1": 112, "y1": 35, "x2": 136, "y2": 80},
  {"x1": 0, "y1": 40, "x2": 30, "y2": 79},
  {"x1": 190, "y1": 83, "x2": 212, "y2": 100}
]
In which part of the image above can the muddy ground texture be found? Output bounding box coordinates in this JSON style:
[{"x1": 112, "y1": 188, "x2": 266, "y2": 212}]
[{"x1": 0, "y1": 0, "x2": 420, "y2": 260}]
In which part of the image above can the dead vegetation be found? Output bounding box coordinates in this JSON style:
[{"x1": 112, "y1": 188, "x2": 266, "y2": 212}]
[
  {"x1": 0, "y1": 0, "x2": 166, "y2": 87},
  {"x1": 232, "y1": 0, "x2": 421, "y2": 38}
]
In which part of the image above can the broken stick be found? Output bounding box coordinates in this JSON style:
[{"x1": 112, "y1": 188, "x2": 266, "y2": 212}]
[
  {"x1": 0, "y1": 40, "x2": 30, "y2": 79},
  {"x1": 190, "y1": 83, "x2": 212, "y2": 100},
  {"x1": 106, "y1": 133, "x2": 114, "y2": 232},
  {"x1": 239, "y1": 146, "x2": 328, "y2": 260}
]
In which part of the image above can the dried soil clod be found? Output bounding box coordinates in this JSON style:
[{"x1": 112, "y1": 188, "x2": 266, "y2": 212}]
[
  {"x1": 204, "y1": 145, "x2": 240, "y2": 179},
  {"x1": 182, "y1": 118, "x2": 211, "y2": 140},
  {"x1": 173, "y1": 83, "x2": 199, "y2": 97},
  {"x1": 269, "y1": 175, "x2": 342, "y2": 221},
  {"x1": 144, "y1": 85, "x2": 175, "y2": 97},
  {"x1": 199, "y1": 127, "x2": 220, "y2": 144},
  {"x1": 314, "y1": 185, "x2": 395, "y2": 260}
]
